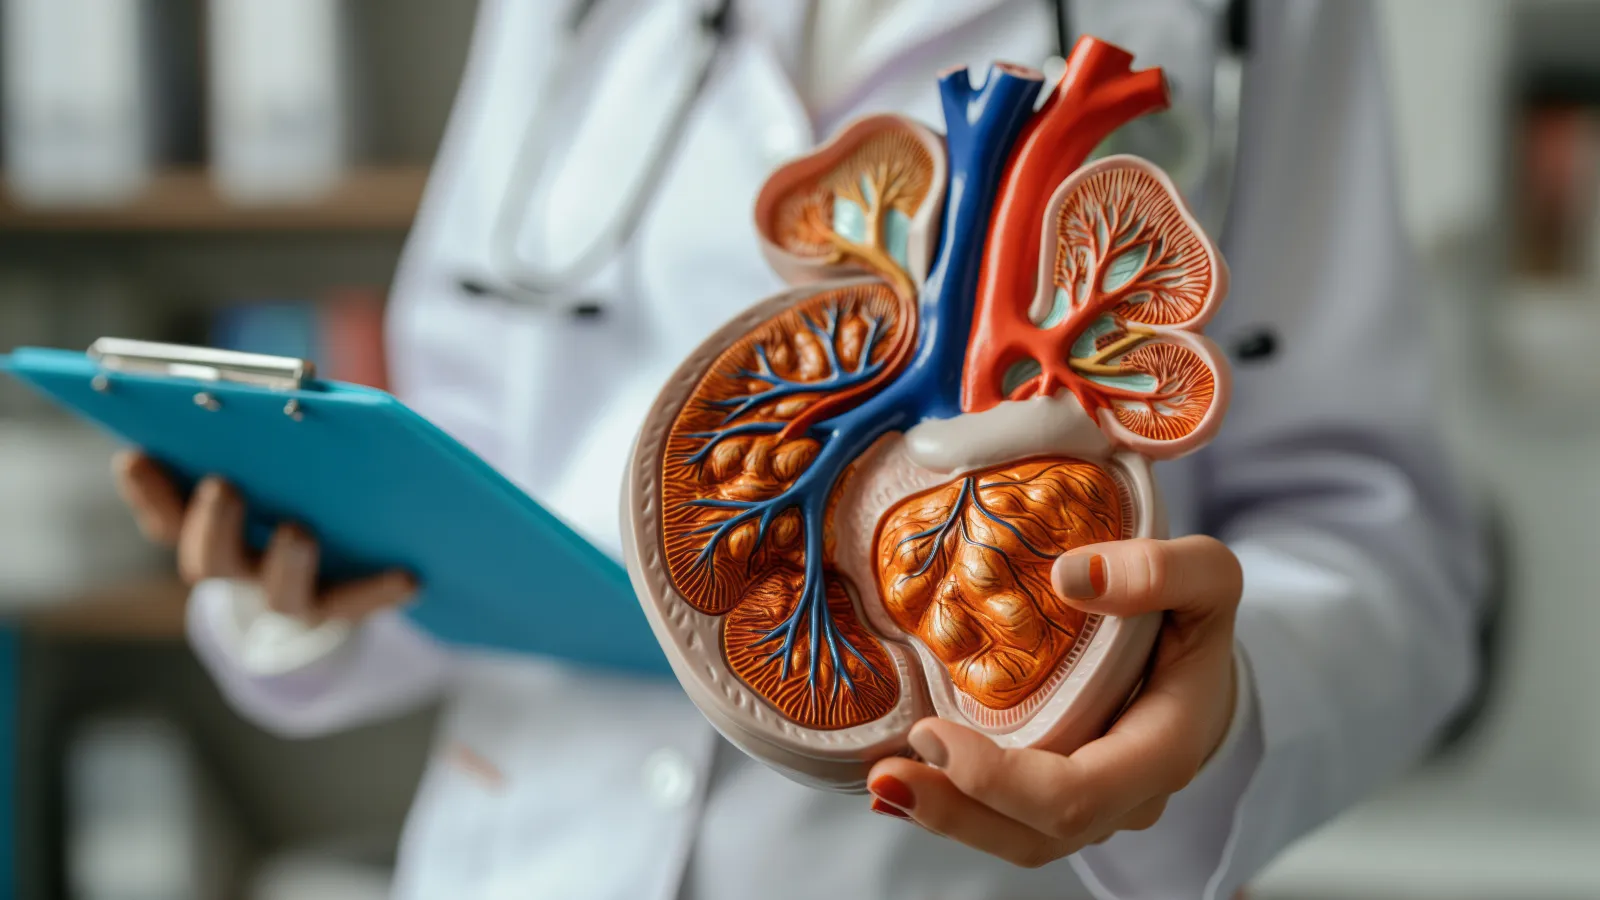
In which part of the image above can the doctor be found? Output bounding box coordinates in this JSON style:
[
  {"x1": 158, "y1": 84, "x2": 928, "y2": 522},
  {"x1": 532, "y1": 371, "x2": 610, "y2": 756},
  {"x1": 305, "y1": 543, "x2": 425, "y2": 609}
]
[{"x1": 113, "y1": 1, "x2": 1485, "y2": 898}]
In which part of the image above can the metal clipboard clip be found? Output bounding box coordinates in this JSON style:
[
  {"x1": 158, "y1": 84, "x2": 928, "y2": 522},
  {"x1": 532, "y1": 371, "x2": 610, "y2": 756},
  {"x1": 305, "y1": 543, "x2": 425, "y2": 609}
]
[{"x1": 87, "y1": 337, "x2": 315, "y2": 417}]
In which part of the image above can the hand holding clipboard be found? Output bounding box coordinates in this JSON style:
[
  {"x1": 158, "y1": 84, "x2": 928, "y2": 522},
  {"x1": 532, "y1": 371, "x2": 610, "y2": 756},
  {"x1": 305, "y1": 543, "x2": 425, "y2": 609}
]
[
  {"x1": 1, "y1": 338, "x2": 668, "y2": 675},
  {"x1": 114, "y1": 450, "x2": 421, "y2": 626}
]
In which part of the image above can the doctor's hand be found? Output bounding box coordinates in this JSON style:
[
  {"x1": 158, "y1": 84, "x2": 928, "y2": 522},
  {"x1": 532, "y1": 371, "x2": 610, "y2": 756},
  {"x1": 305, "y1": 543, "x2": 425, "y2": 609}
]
[
  {"x1": 864, "y1": 535, "x2": 1243, "y2": 868},
  {"x1": 113, "y1": 450, "x2": 417, "y2": 624}
]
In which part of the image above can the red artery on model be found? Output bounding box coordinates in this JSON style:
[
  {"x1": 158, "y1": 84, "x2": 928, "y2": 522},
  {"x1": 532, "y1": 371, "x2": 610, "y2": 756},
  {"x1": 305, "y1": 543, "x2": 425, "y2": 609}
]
[{"x1": 961, "y1": 40, "x2": 1170, "y2": 414}]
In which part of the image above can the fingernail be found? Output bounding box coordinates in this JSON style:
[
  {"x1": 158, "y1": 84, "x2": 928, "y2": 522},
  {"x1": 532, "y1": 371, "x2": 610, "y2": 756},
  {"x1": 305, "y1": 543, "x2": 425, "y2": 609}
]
[
  {"x1": 870, "y1": 797, "x2": 911, "y2": 819},
  {"x1": 868, "y1": 774, "x2": 915, "y2": 810},
  {"x1": 200, "y1": 478, "x2": 238, "y2": 515},
  {"x1": 1056, "y1": 553, "x2": 1106, "y2": 600},
  {"x1": 908, "y1": 728, "x2": 948, "y2": 768}
]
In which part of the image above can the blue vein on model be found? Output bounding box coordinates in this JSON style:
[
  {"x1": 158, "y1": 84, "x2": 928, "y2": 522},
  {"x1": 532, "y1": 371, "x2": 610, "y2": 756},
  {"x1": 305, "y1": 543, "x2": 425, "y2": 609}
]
[{"x1": 678, "y1": 66, "x2": 1044, "y2": 702}]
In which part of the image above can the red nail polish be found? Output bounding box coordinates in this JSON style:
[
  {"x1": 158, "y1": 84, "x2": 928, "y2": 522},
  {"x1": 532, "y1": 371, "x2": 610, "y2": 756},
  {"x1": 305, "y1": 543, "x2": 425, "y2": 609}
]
[
  {"x1": 868, "y1": 774, "x2": 915, "y2": 810},
  {"x1": 870, "y1": 797, "x2": 911, "y2": 819},
  {"x1": 1088, "y1": 554, "x2": 1106, "y2": 596}
]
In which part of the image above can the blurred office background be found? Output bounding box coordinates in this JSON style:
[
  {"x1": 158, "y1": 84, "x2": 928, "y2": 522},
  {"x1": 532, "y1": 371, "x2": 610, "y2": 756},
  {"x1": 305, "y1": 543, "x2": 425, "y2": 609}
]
[
  {"x1": 0, "y1": 0, "x2": 1593, "y2": 898},
  {"x1": 1257, "y1": 2, "x2": 1600, "y2": 898},
  {"x1": 0, "y1": 1, "x2": 469, "y2": 898}
]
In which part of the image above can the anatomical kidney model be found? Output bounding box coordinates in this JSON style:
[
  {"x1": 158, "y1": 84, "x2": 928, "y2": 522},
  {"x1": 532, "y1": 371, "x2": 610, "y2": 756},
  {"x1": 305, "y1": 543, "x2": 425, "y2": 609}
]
[{"x1": 622, "y1": 38, "x2": 1231, "y2": 791}]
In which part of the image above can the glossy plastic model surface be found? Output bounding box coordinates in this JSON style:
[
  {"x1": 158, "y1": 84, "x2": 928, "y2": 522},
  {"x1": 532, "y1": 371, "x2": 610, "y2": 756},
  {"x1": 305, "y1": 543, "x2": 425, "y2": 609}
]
[{"x1": 623, "y1": 37, "x2": 1231, "y2": 790}]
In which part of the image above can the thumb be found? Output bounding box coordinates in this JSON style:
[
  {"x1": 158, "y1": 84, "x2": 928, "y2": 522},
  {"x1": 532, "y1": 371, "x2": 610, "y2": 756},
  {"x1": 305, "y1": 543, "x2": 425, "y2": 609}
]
[{"x1": 1051, "y1": 536, "x2": 1241, "y2": 624}]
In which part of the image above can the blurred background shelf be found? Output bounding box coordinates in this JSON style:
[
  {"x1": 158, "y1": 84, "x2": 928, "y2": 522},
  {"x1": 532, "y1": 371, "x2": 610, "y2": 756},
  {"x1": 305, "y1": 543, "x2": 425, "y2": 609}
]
[
  {"x1": 19, "y1": 578, "x2": 187, "y2": 641},
  {"x1": 0, "y1": 2, "x2": 473, "y2": 897},
  {"x1": 0, "y1": 167, "x2": 428, "y2": 233}
]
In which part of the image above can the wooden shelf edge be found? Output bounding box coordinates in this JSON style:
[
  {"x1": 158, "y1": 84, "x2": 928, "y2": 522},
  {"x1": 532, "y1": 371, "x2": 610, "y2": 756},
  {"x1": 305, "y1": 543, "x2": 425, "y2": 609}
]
[
  {"x1": 20, "y1": 578, "x2": 188, "y2": 640},
  {"x1": 0, "y1": 167, "x2": 428, "y2": 233}
]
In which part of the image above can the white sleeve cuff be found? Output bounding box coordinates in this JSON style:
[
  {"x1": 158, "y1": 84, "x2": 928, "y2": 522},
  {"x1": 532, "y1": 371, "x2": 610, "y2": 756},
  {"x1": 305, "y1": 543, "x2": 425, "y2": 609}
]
[
  {"x1": 1069, "y1": 640, "x2": 1264, "y2": 900},
  {"x1": 1201, "y1": 642, "x2": 1257, "y2": 777},
  {"x1": 189, "y1": 577, "x2": 356, "y2": 677},
  {"x1": 186, "y1": 577, "x2": 451, "y2": 738}
]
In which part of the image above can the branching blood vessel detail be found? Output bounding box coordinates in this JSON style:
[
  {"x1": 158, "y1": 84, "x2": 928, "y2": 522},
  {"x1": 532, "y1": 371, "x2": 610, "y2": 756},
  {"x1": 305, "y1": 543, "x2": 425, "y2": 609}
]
[
  {"x1": 656, "y1": 67, "x2": 1043, "y2": 729},
  {"x1": 626, "y1": 37, "x2": 1233, "y2": 787},
  {"x1": 875, "y1": 460, "x2": 1126, "y2": 712},
  {"x1": 963, "y1": 159, "x2": 1228, "y2": 456}
]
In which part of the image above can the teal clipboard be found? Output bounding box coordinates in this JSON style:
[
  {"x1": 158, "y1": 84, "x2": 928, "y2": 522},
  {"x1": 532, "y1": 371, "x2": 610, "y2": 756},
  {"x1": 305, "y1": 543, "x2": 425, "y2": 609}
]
[{"x1": 1, "y1": 339, "x2": 669, "y2": 676}]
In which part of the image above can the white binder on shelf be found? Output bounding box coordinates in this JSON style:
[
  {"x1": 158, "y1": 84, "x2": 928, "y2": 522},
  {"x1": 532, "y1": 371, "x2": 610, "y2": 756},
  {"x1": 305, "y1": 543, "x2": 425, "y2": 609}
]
[
  {"x1": 1, "y1": 0, "x2": 157, "y2": 207},
  {"x1": 66, "y1": 714, "x2": 244, "y2": 900},
  {"x1": 206, "y1": 0, "x2": 351, "y2": 204}
]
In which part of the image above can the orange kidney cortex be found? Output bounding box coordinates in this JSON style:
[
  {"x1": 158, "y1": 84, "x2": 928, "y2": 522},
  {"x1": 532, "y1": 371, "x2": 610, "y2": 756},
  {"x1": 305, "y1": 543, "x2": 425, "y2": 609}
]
[
  {"x1": 758, "y1": 116, "x2": 942, "y2": 295},
  {"x1": 874, "y1": 459, "x2": 1128, "y2": 711},
  {"x1": 658, "y1": 281, "x2": 910, "y2": 729}
]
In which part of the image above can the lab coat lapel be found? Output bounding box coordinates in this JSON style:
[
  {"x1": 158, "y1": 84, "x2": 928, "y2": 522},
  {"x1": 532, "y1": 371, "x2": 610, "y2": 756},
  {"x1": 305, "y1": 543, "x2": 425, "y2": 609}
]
[
  {"x1": 740, "y1": 0, "x2": 1016, "y2": 122},
  {"x1": 736, "y1": 0, "x2": 812, "y2": 86}
]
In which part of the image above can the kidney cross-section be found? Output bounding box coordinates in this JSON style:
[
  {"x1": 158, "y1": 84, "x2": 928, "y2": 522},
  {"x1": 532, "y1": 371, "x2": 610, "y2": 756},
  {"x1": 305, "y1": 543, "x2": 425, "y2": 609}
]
[
  {"x1": 658, "y1": 282, "x2": 910, "y2": 732},
  {"x1": 623, "y1": 47, "x2": 1227, "y2": 791}
]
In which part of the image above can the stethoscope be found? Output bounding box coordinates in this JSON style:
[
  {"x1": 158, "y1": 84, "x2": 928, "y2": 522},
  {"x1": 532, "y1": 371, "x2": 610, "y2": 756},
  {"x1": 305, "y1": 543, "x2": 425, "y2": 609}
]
[
  {"x1": 457, "y1": 0, "x2": 735, "y2": 317},
  {"x1": 458, "y1": 0, "x2": 1253, "y2": 328}
]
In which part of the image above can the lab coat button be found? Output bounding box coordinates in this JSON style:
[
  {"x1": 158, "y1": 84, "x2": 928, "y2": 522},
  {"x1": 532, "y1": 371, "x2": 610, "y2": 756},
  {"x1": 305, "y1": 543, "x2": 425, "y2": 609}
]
[{"x1": 641, "y1": 747, "x2": 696, "y2": 810}]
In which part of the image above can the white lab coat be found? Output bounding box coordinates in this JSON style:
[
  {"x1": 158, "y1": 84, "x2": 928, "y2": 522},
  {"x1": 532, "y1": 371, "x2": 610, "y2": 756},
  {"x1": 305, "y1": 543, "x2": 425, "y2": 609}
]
[{"x1": 186, "y1": 1, "x2": 1487, "y2": 898}]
